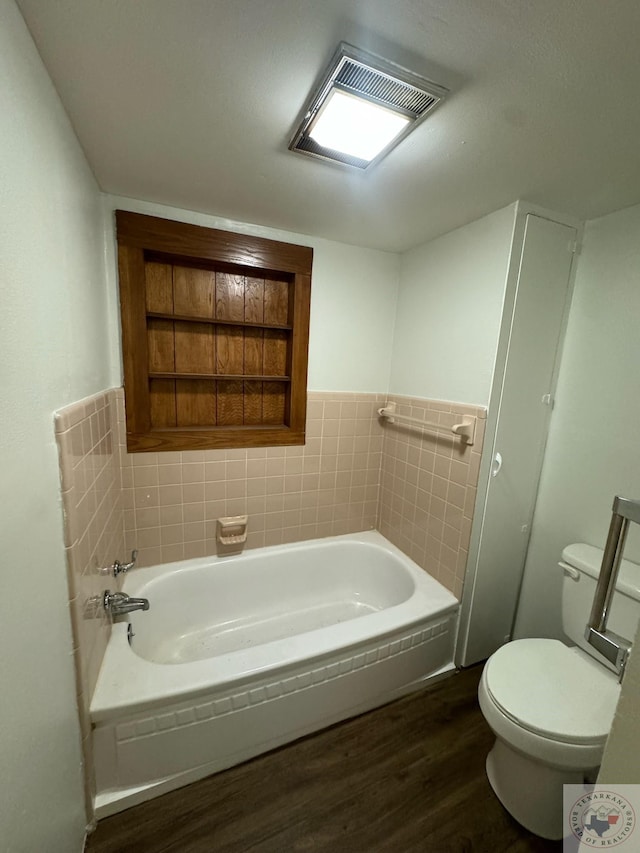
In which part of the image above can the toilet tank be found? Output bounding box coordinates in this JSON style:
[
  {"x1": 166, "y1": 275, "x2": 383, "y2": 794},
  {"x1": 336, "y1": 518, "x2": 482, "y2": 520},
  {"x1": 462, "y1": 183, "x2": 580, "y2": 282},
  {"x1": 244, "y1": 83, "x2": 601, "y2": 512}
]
[{"x1": 561, "y1": 543, "x2": 640, "y2": 670}]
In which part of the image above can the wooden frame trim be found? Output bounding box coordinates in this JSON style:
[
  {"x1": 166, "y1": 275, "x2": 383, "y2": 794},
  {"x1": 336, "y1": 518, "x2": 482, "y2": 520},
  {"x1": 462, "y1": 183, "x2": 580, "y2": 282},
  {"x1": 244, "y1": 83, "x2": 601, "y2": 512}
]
[
  {"x1": 118, "y1": 245, "x2": 151, "y2": 435},
  {"x1": 116, "y1": 211, "x2": 313, "y2": 275},
  {"x1": 116, "y1": 210, "x2": 312, "y2": 452},
  {"x1": 127, "y1": 426, "x2": 307, "y2": 453},
  {"x1": 289, "y1": 273, "x2": 312, "y2": 432}
]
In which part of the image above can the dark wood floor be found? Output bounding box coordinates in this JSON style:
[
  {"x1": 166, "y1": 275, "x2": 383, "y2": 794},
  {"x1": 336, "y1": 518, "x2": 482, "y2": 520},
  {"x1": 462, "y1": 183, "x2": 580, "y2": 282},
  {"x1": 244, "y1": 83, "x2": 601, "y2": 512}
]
[{"x1": 86, "y1": 666, "x2": 560, "y2": 852}]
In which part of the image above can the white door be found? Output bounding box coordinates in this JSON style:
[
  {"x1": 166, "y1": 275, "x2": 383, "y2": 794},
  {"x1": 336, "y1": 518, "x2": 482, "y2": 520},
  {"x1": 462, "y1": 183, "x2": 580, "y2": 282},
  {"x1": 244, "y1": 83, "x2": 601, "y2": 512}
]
[{"x1": 458, "y1": 214, "x2": 577, "y2": 665}]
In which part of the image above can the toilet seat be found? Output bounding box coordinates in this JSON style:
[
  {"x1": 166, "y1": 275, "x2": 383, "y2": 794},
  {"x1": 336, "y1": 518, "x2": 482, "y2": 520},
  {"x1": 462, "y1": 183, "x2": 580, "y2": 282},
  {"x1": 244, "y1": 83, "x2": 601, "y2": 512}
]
[{"x1": 484, "y1": 638, "x2": 620, "y2": 746}]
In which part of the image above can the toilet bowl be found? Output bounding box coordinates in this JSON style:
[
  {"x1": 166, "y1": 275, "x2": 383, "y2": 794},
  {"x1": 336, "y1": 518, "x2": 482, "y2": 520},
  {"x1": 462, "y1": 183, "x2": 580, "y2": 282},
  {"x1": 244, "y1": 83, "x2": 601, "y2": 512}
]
[
  {"x1": 478, "y1": 637, "x2": 619, "y2": 840},
  {"x1": 477, "y1": 542, "x2": 640, "y2": 841}
]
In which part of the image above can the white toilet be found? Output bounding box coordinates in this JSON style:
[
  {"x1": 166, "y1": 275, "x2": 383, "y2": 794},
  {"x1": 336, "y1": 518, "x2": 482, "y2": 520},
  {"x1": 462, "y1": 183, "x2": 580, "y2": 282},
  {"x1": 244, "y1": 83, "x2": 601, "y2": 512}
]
[{"x1": 478, "y1": 542, "x2": 640, "y2": 840}]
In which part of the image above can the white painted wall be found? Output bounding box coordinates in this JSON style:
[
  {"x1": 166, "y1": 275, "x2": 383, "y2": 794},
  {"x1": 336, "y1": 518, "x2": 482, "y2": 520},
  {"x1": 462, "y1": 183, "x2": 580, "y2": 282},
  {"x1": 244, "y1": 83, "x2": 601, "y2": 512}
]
[
  {"x1": 388, "y1": 204, "x2": 516, "y2": 406},
  {"x1": 0, "y1": 2, "x2": 113, "y2": 850},
  {"x1": 104, "y1": 195, "x2": 400, "y2": 394},
  {"x1": 515, "y1": 202, "x2": 640, "y2": 641}
]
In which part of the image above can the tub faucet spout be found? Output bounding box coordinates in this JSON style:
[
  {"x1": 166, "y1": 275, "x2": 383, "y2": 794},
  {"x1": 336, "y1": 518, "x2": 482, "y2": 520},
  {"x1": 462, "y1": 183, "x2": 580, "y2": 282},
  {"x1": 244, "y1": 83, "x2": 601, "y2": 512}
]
[{"x1": 103, "y1": 590, "x2": 150, "y2": 616}]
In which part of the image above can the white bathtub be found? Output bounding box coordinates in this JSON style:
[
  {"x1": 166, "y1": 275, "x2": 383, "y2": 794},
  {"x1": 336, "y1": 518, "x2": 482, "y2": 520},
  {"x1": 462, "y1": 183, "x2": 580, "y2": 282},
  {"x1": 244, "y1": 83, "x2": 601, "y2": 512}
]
[{"x1": 91, "y1": 531, "x2": 459, "y2": 817}]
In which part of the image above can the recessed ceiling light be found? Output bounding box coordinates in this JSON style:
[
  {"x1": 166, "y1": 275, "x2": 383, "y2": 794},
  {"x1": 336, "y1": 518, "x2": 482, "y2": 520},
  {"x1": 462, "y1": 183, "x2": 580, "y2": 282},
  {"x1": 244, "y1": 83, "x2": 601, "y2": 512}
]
[
  {"x1": 289, "y1": 43, "x2": 448, "y2": 170},
  {"x1": 309, "y1": 90, "x2": 410, "y2": 162}
]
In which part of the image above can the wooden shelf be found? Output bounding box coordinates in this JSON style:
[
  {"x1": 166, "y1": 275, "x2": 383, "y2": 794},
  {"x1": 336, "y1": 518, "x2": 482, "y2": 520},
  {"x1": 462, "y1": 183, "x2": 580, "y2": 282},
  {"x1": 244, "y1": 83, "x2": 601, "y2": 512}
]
[
  {"x1": 149, "y1": 372, "x2": 291, "y2": 382},
  {"x1": 117, "y1": 209, "x2": 311, "y2": 451},
  {"x1": 146, "y1": 312, "x2": 292, "y2": 331}
]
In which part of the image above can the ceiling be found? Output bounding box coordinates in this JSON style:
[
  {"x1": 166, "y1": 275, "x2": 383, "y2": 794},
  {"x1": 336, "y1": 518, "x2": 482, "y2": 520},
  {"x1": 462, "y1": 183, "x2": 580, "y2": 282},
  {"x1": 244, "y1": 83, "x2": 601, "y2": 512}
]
[{"x1": 16, "y1": 0, "x2": 640, "y2": 252}]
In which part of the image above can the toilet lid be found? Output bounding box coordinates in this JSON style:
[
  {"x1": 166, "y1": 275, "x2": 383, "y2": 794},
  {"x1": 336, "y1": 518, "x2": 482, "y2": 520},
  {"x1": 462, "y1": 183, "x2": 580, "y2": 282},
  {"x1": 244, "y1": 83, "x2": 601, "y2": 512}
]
[{"x1": 485, "y1": 639, "x2": 621, "y2": 745}]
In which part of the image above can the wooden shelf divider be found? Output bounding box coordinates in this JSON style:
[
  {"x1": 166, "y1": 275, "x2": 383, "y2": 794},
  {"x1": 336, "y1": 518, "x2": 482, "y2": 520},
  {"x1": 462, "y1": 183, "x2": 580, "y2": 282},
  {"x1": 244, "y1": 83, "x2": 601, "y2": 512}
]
[
  {"x1": 146, "y1": 311, "x2": 292, "y2": 332},
  {"x1": 148, "y1": 372, "x2": 291, "y2": 382}
]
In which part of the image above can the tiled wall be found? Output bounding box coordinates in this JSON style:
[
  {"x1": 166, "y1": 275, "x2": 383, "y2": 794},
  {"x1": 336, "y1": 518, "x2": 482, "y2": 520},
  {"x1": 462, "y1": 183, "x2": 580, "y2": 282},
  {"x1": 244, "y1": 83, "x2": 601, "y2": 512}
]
[
  {"x1": 55, "y1": 386, "x2": 486, "y2": 816},
  {"x1": 378, "y1": 395, "x2": 486, "y2": 599},
  {"x1": 54, "y1": 388, "x2": 125, "y2": 814},
  {"x1": 116, "y1": 390, "x2": 385, "y2": 565},
  {"x1": 115, "y1": 389, "x2": 486, "y2": 599}
]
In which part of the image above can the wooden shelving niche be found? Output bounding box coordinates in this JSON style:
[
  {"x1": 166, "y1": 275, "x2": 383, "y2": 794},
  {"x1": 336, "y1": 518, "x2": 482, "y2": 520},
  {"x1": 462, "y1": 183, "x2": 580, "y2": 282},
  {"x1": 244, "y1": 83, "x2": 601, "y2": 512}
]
[{"x1": 116, "y1": 211, "x2": 312, "y2": 452}]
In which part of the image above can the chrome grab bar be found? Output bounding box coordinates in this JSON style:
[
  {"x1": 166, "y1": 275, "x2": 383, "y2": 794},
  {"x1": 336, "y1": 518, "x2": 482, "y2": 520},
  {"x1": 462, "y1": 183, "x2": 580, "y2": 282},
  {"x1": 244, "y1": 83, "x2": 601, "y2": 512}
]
[{"x1": 585, "y1": 496, "x2": 639, "y2": 678}]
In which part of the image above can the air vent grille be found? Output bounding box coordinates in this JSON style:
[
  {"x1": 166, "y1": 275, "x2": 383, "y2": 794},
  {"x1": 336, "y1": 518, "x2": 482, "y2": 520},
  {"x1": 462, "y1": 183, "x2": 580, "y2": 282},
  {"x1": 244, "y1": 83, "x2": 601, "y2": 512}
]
[
  {"x1": 289, "y1": 43, "x2": 448, "y2": 169},
  {"x1": 335, "y1": 59, "x2": 438, "y2": 117}
]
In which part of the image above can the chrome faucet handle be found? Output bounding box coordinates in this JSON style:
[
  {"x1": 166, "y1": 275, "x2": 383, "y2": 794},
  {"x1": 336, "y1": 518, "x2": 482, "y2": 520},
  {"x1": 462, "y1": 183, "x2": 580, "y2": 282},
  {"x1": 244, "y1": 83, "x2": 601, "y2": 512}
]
[
  {"x1": 113, "y1": 549, "x2": 138, "y2": 577},
  {"x1": 103, "y1": 590, "x2": 126, "y2": 614}
]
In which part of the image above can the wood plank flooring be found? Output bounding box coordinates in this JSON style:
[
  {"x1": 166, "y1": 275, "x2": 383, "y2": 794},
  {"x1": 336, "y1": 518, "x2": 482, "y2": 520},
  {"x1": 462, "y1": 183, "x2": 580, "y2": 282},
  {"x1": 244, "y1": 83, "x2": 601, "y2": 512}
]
[{"x1": 86, "y1": 666, "x2": 560, "y2": 852}]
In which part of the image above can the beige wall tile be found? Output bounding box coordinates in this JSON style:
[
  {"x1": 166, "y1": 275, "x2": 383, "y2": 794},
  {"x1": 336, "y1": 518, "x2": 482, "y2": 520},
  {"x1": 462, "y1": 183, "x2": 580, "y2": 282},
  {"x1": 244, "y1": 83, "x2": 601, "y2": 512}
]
[
  {"x1": 161, "y1": 543, "x2": 185, "y2": 563},
  {"x1": 447, "y1": 482, "x2": 466, "y2": 510},
  {"x1": 184, "y1": 521, "x2": 205, "y2": 543},
  {"x1": 132, "y1": 466, "x2": 159, "y2": 488},
  {"x1": 181, "y1": 462, "x2": 205, "y2": 483},
  {"x1": 136, "y1": 545, "x2": 163, "y2": 567},
  {"x1": 134, "y1": 486, "x2": 159, "y2": 507},
  {"x1": 184, "y1": 541, "x2": 206, "y2": 560},
  {"x1": 55, "y1": 388, "x2": 126, "y2": 818},
  {"x1": 450, "y1": 459, "x2": 469, "y2": 487},
  {"x1": 182, "y1": 483, "x2": 205, "y2": 503},
  {"x1": 55, "y1": 383, "x2": 489, "y2": 807},
  {"x1": 377, "y1": 393, "x2": 487, "y2": 596}
]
